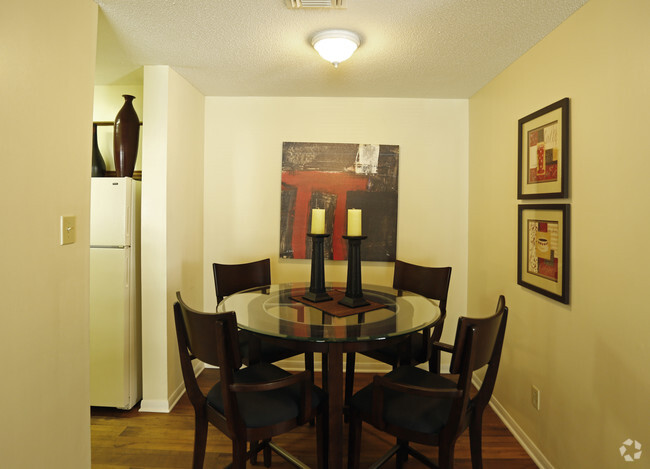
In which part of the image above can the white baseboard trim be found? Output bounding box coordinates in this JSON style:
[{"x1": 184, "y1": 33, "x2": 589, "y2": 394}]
[
  {"x1": 139, "y1": 362, "x2": 204, "y2": 413},
  {"x1": 471, "y1": 376, "x2": 552, "y2": 469},
  {"x1": 139, "y1": 398, "x2": 174, "y2": 413}
]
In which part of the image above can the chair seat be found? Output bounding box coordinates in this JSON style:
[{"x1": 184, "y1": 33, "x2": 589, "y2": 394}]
[
  {"x1": 362, "y1": 332, "x2": 427, "y2": 366},
  {"x1": 238, "y1": 334, "x2": 301, "y2": 365},
  {"x1": 208, "y1": 362, "x2": 325, "y2": 428},
  {"x1": 351, "y1": 366, "x2": 456, "y2": 435}
]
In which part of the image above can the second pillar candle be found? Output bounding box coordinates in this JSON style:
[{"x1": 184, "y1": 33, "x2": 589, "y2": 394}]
[{"x1": 347, "y1": 209, "x2": 362, "y2": 236}]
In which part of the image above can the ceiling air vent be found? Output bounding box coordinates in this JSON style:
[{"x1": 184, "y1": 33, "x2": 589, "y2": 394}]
[{"x1": 286, "y1": 0, "x2": 347, "y2": 9}]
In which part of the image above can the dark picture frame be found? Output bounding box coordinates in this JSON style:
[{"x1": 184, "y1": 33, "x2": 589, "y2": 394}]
[
  {"x1": 518, "y1": 204, "x2": 570, "y2": 304},
  {"x1": 517, "y1": 98, "x2": 569, "y2": 199}
]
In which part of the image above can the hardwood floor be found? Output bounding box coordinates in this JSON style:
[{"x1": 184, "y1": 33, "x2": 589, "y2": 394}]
[{"x1": 91, "y1": 368, "x2": 537, "y2": 468}]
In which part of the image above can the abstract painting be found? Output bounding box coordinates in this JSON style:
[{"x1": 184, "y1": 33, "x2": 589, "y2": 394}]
[
  {"x1": 518, "y1": 204, "x2": 570, "y2": 304},
  {"x1": 526, "y1": 219, "x2": 559, "y2": 282},
  {"x1": 527, "y1": 122, "x2": 558, "y2": 184},
  {"x1": 280, "y1": 142, "x2": 399, "y2": 261},
  {"x1": 517, "y1": 98, "x2": 569, "y2": 199}
]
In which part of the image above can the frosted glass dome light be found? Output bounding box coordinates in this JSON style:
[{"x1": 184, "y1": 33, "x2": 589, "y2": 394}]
[{"x1": 312, "y1": 30, "x2": 360, "y2": 68}]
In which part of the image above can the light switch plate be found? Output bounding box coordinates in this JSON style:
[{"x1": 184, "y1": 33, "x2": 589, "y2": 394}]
[{"x1": 60, "y1": 216, "x2": 76, "y2": 245}]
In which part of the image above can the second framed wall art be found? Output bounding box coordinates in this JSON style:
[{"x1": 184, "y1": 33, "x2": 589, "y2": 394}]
[{"x1": 517, "y1": 204, "x2": 570, "y2": 304}]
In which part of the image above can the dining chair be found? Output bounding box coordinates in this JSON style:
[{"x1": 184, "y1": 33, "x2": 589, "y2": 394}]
[
  {"x1": 347, "y1": 295, "x2": 508, "y2": 469},
  {"x1": 174, "y1": 292, "x2": 328, "y2": 469},
  {"x1": 213, "y1": 259, "x2": 315, "y2": 374},
  {"x1": 345, "y1": 261, "x2": 452, "y2": 410}
]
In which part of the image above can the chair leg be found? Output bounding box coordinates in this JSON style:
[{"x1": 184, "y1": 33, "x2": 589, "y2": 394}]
[
  {"x1": 248, "y1": 335, "x2": 261, "y2": 365},
  {"x1": 263, "y1": 441, "x2": 272, "y2": 468},
  {"x1": 429, "y1": 348, "x2": 441, "y2": 374},
  {"x1": 321, "y1": 353, "x2": 328, "y2": 390},
  {"x1": 344, "y1": 352, "x2": 356, "y2": 421},
  {"x1": 438, "y1": 440, "x2": 456, "y2": 469},
  {"x1": 347, "y1": 409, "x2": 362, "y2": 469},
  {"x1": 305, "y1": 352, "x2": 315, "y2": 378},
  {"x1": 305, "y1": 352, "x2": 316, "y2": 426},
  {"x1": 396, "y1": 339, "x2": 409, "y2": 366},
  {"x1": 249, "y1": 440, "x2": 259, "y2": 465},
  {"x1": 396, "y1": 439, "x2": 409, "y2": 468},
  {"x1": 232, "y1": 439, "x2": 248, "y2": 469},
  {"x1": 192, "y1": 412, "x2": 208, "y2": 469},
  {"x1": 469, "y1": 414, "x2": 484, "y2": 469},
  {"x1": 316, "y1": 405, "x2": 328, "y2": 469}
]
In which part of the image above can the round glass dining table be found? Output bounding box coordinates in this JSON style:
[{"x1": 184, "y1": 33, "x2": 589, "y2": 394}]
[{"x1": 218, "y1": 282, "x2": 441, "y2": 468}]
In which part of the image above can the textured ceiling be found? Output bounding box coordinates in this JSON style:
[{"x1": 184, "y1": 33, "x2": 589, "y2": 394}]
[{"x1": 95, "y1": 0, "x2": 589, "y2": 98}]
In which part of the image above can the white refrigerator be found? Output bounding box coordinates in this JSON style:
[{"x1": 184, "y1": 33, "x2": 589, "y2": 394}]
[{"x1": 89, "y1": 177, "x2": 141, "y2": 409}]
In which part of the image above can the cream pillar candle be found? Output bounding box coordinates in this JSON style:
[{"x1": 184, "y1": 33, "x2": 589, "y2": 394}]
[
  {"x1": 347, "y1": 209, "x2": 362, "y2": 236},
  {"x1": 311, "y1": 208, "x2": 325, "y2": 234}
]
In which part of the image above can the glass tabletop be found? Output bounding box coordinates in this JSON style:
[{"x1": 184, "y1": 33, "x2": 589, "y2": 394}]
[{"x1": 217, "y1": 282, "x2": 440, "y2": 343}]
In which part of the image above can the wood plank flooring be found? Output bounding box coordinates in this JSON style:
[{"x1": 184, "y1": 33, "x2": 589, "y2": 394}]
[{"x1": 91, "y1": 369, "x2": 537, "y2": 468}]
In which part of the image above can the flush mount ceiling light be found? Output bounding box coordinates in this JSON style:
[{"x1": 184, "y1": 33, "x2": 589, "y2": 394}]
[{"x1": 311, "y1": 29, "x2": 360, "y2": 68}]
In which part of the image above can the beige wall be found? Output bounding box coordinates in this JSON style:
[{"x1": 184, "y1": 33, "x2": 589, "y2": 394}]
[
  {"x1": 165, "y1": 68, "x2": 205, "y2": 396},
  {"x1": 140, "y1": 66, "x2": 204, "y2": 411},
  {"x1": 468, "y1": 0, "x2": 650, "y2": 467},
  {"x1": 203, "y1": 97, "x2": 469, "y2": 364},
  {"x1": 0, "y1": 0, "x2": 98, "y2": 467}
]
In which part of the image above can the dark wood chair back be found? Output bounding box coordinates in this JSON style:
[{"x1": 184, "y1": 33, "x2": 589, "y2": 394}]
[
  {"x1": 345, "y1": 260, "x2": 453, "y2": 411},
  {"x1": 449, "y1": 294, "x2": 506, "y2": 374},
  {"x1": 452, "y1": 295, "x2": 506, "y2": 399},
  {"x1": 211, "y1": 257, "x2": 313, "y2": 371},
  {"x1": 393, "y1": 260, "x2": 452, "y2": 313},
  {"x1": 174, "y1": 291, "x2": 326, "y2": 469},
  {"x1": 347, "y1": 295, "x2": 508, "y2": 469},
  {"x1": 213, "y1": 258, "x2": 271, "y2": 303},
  {"x1": 174, "y1": 292, "x2": 241, "y2": 374},
  {"x1": 449, "y1": 294, "x2": 508, "y2": 416},
  {"x1": 394, "y1": 260, "x2": 452, "y2": 369}
]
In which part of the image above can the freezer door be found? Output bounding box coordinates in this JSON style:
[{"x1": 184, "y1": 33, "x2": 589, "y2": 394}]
[
  {"x1": 89, "y1": 247, "x2": 131, "y2": 408},
  {"x1": 90, "y1": 177, "x2": 132, "y2": 247}
]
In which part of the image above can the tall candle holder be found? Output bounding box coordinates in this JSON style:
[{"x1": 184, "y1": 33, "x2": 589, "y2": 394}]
[
  {"x1": 339, "y1": 235, "x2": 370, "y2": 307},
  {"x1": 303, "y1": 233, "x2": 332, "y2": 303}
]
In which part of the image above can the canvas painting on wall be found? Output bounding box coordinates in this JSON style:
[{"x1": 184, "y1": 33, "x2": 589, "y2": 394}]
[{"x1": 280, "y1": 142, "x2": 399, "y2": 261}]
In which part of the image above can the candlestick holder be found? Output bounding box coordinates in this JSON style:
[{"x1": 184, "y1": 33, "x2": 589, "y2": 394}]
[
  {"x1": 303, "y1": 233, "x2": 332, "y2": 303},
  {"x1": 339, "y1": 235, "x2": 370, "y2": 308}
]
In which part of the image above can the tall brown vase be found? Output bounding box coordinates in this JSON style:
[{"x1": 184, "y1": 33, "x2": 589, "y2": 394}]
[
  {"x1": 91, "y1": 123, "x2": 106, "y2": 177},
  {"x1": 113, "y1": 94, "x2": 140, "y2": 177}
]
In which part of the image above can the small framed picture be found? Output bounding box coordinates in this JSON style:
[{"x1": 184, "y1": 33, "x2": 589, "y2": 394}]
[
  {"x1": 518, "y1": 204, "x2": 570, "y2": 304},
  {"x1": 517, "y1": 98, "x2": 569, "y2": 199}
]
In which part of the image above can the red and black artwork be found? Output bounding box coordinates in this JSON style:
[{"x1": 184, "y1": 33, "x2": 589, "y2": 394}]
[{"x1": 280, "y1": 142, "x2": 399, "y2": 261}]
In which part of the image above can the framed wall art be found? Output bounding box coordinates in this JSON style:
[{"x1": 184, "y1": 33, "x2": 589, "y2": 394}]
[
  {"x1": 280, "y1": 141, "x2": 399, "y2": 261},
  {"x1": 517, "y1": 204, "x2": 570, "y2": 304},
  {"x1": 517, "y1": 98, "x2": 569, "y2": 199}
]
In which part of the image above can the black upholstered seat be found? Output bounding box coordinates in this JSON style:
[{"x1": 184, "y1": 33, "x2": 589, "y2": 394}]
[
  {"x1": 351, "y1": 366, "x2": 457, "y2": 435},
  {"x1": 206, "y1": 362, "x2": 325, "y2": 429},
  {"x1": 236, "y1": 332, "x2": 303, "y2": 366}
]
